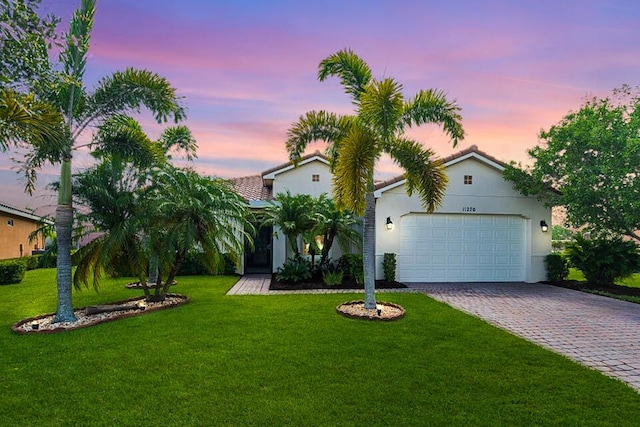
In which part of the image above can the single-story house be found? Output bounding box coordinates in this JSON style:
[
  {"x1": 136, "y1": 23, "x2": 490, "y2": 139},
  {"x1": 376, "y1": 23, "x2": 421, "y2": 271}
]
[
  {"x1": 0, "y1": 202, "x2": 49, "y2": 260},
  {"x1": 231, "y1": 145, "x2": 551, "y2": 283}
]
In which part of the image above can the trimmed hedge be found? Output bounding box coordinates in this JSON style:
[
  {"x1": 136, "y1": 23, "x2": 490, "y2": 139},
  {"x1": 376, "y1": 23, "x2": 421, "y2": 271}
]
[
  {"x1": 544, "y1": 253, "x2": 569, "y2": 284},
  {"x1": 0, "y1": 259, "x2": 27, "y2": 285}
]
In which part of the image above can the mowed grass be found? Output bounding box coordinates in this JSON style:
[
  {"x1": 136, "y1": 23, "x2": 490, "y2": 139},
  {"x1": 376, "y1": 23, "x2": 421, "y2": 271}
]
[
  {"x1": 1, "y1": 269, "x2": 639, "y2": 426},
  {"x1": 568, "y1": 268, "x2": 640, "y2": 288}
]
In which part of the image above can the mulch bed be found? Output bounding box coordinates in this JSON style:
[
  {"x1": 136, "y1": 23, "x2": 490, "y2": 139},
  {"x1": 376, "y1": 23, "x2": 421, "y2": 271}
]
[
  {"x1": 269, "y1": 275, "x2": 407, "y2": 291},
  {"x1": 546, "y1": 280, "x2": 640, "y2": 298}
]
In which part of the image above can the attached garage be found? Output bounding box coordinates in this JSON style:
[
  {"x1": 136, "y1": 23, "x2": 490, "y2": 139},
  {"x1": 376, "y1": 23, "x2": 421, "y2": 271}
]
[
  {"x1": 374, "y1": 146, "x2": 551, "y2": 283},
  {"x1": 398, "y1": 214, "x2": 526, "y2": 282}
]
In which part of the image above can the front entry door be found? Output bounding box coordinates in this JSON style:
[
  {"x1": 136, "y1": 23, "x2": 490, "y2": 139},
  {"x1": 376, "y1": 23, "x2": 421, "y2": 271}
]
[{"x1": 245, "y1": 225, "x2": 272, "y2": 273}]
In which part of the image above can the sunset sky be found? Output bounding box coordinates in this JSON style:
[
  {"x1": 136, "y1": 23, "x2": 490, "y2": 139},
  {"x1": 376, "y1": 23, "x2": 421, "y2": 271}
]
[{"x1": 2, "y1": 0, "x2": 640, "y2": 211}]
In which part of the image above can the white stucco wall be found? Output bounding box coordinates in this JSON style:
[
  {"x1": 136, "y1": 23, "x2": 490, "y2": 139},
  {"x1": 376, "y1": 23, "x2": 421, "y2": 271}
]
[
  {"x1": 269, "y1": 158, "x2": 334, "y2": 272},
  {"x1": 375, "y1": 156, "x2": 551, "y2": 283}
]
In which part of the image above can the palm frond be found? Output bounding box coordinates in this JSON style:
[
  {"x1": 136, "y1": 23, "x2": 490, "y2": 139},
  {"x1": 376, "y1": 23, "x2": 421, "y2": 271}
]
[
  {"x1": 0, "y1": 89, "x2": 65, "y2": 152},
  {"x1": 90, "y1": 114, "x2": 163, "y2": 168},
  {"x1": 402, "y1": 88, "x2": 465, "y2": 146},
  {"x1": 158, "y1": 125, "x2": 198, "y2": 160},
  {"x1": 286, "y1": 110, "x2": 347, "y2": 163},
  {"x1": 332, "y1": 126, "x2": 378, "y2": 215},
  {"x1": 387, "y1": 138, "x2": 448, "y2": 213},
  {"x1": 318, "y1": 48, "x2": 372, "y2": 103},
  {"x1": 359, "y1": 78, "x2": 404, "y2": 144},
  {"x1": 77, "y1": 67, "x2": 186, "y2": 137}
]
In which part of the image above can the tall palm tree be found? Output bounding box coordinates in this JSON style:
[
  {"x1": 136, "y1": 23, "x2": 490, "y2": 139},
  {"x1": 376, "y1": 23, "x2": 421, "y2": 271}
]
[
  {"x1": 287, "y1": 49, "x2": 464, "y2": 309},
  {"x1": 19, "y1": 0, "x2": 185, "y2": 322}
]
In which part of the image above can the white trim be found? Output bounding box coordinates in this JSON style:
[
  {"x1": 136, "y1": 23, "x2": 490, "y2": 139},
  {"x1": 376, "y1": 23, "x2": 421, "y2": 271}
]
[
  {"x1": 0, "y1": 204, "x2": 51, "y2": 224},
  {"x1": 374, "y1": 151, "x2": 506, "y2": 197},
  {"x1": 262, "y1": 155, "x2": 330, "y2": 180},
  {"x1": 444, "y1": 152, "x2": 505, "y2": 171}
]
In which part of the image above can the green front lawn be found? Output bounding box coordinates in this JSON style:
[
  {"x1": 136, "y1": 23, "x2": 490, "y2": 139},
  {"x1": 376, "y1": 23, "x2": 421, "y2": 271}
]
[{"x1": 1, "y1": 269, "x2": 639, "y2": 426}]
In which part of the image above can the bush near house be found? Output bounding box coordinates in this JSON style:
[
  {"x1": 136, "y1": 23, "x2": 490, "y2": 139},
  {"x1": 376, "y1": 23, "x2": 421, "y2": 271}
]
[
  {"x1": 276, "y1": 257, "x2": 312, "y2": 283},
  {"x1": 337, "y1": 253, "x2": 364, "y2": 285},
  {"x1": 544, "y1": 253, "x2": 569, "y2": 284},
  {"x1": 383, "y1": 253, "x2": 397, "y2": 283},
  {"x1": 0, "y1": 259, "x2": 27, "y2": 284},
  {"x1": 565, "y1": 236, "x2": 640, "y2": 285}
]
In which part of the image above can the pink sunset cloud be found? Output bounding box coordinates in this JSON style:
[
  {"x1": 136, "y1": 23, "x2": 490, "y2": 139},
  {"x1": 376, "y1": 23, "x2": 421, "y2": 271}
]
[{"x1": 2, "y1": 0, "x2": 639, "y2": 210}]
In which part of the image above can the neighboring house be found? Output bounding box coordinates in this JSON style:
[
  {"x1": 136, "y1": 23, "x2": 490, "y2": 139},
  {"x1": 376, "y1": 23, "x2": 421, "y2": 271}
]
[
  {"x1": 231, "y1": 145, "x2": 551, "y2": 283},
  {"x1": 0, "y1": 202, "x2": 49, "y2": 260}
]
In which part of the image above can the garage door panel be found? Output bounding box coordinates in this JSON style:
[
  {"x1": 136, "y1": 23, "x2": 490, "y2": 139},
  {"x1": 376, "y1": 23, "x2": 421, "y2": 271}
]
[{"x1": 399, "y1": 214, "x2": 526, "y2": 283}]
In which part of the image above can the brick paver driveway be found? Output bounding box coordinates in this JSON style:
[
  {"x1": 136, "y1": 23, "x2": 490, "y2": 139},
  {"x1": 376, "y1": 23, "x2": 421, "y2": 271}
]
[{"x1": 409, "y1": 282, "x2": 640, "y2": 393}]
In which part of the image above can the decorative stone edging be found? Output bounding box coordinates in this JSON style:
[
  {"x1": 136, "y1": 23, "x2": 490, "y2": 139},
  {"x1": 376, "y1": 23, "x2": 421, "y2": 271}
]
[
  {"x1": 11, "y1": 294, "x2": 189, "y2": 334},
  {"x1": 336, "y1": 300, "x2": 406, "y2": 321}
]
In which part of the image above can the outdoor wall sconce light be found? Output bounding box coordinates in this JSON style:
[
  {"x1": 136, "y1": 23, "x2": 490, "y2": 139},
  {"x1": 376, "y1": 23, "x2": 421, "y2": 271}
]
[
  {"x1": 386, "y1": 216, "x2": 394, "y2": 230},
  {"x1": 540, "y1": 220, "x2": 549, "y2": 232}
]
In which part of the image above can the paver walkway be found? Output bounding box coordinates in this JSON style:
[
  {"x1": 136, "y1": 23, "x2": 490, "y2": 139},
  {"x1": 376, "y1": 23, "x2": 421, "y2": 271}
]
[
  {"x1": 228, "y1": 276, "x2": 640, "y2": 393},
  {"x1": 408, "y1": 282, "x2": 640, "y2": 393},
  {"x1": 226, "y1": 274, "x2": 416, "y2": 295}
]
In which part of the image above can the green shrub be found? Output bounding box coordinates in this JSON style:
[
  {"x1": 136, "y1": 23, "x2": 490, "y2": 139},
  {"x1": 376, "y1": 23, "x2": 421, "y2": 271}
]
[
  {"x1": 276, "y1": 257, "x2": 311, "y2": 283},
  {"x1": 565, "y1": 235, "x2": 640, "y2": 285},
  {"x1": 321, "y1": 261, "x2": 343, "y2": 286},
  {"x1": 0, "y1": 259, "x2": 27, "y2": 285},
  {"x1": 337, "y1": 253, "x2": 363, "y2": 282},
  {"x1": 322, "y1": 269, "x2": 344, "y2": 286},
  {"x1": 383, "y1": 253, "x2": 397, "y2": 283},
  {"x1": 23, "y1": 255, "x2": 40, "y2": 270},
  {"x1": 177, "y1": 251, "x2": 210, "y2": 276},
  {"x1": 544, "y1": 253, "x2": 569, "y2": 284},
  {"x1": 220, "y1": 253, "x2": 238, "y2": 275}
]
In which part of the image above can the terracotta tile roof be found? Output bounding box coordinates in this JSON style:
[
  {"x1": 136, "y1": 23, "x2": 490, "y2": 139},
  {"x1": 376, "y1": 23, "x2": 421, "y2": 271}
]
[
  {"x1": 229, "y1": 175, "x2": 273, "y2": 201},
  {"x1": 374, "y1": 145, "x2": 508, "y2": 191}
]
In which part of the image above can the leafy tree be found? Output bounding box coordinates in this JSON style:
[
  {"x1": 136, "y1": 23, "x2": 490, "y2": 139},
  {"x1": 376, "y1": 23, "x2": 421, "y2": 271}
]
[
  {"x1": 15, "y1": 0, "x2": 185, "y2": 322},
  {"x1": 0, "y1": 0, "x2": 60, "y2": 91},
  {"x1": 551, "y1": 225, "x2": 573, "y2": 241},
  {"x1": 504, "y1": 86, "x2": 640, "y2": 241},
  {"x1": 286, "y1": 49, "x2": 464, "y2": 309},
  {"x1": 1, "y1": 1, "x2": 64, "y2": 151}
]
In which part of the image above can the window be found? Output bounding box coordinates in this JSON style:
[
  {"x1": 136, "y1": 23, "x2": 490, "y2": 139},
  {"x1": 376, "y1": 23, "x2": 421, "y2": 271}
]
[
  {"x1": 312, "y1": 174, "x2": 320, "y2": 182},
  {"x1": 7, "y1": 219, "x2": 14, "y2": 226},
  {"x1": 464, "y1": 175, "x2": 473, "y2": 185}
]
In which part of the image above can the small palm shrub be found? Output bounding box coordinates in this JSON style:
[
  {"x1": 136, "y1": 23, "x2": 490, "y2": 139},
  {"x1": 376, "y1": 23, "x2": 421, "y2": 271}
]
[
  {"x1": 0, "y1": 259, "x2": 27, "y2": 285},
  {"x1": 383, "y1": 253, "x2": 397, "y2": 283},
  {"x1": 276, "y1": 257, "x2": 312, "y2": 283},
  {"x1": 565, "y1": 235, "x2": 640, "y2": 285},
  {"x1": 544, "y1": 253, "x2": 569, "y2": 284}
]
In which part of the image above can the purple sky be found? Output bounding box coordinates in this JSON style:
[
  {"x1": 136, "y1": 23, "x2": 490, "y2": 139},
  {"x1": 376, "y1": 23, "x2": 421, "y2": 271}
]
[{"x1": 2, "y1": 0, "x2": 640, "y2": 211}]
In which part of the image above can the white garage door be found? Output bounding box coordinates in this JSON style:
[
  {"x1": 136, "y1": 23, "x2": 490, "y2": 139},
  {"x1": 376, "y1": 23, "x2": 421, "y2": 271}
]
[{"x1": 398, "y1": 214, "x2": 526, "y2": 282}]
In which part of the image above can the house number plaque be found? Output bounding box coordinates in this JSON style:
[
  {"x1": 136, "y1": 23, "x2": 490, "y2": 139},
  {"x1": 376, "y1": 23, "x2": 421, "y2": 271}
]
[{"x1": 462, "y1": 207, "x2": 476, "y2": 212}]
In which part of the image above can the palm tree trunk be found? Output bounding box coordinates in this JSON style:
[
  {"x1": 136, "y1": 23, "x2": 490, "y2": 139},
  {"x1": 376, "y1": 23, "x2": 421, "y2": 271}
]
[
  {"x1": 363, "y1": 190, "x2": 377, "y2": 309},
  {"x1": 148, "y1": 253, "x2": 159, "y2": 284},
  {"x1": 54, "y1": 159, "x2": 77, "y2": 322}
]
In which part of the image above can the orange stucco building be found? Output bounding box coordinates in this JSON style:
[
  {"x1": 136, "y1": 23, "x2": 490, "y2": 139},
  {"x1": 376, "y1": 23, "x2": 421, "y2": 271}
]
[{"x1": 0, "y1": 203, "x2": 49, "y2": 260}]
